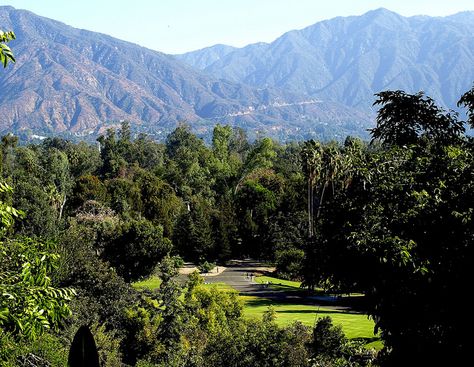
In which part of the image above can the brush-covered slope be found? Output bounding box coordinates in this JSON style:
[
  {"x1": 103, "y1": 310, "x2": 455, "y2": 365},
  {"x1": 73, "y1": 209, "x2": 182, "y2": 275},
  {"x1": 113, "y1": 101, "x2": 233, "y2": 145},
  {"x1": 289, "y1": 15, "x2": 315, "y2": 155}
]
[
  {"x1": 0, "y1": 6, "x2": 371, "y2": 140},
  {"x1": 178, "y1": 8, "x2": 474, "y2": 111}
]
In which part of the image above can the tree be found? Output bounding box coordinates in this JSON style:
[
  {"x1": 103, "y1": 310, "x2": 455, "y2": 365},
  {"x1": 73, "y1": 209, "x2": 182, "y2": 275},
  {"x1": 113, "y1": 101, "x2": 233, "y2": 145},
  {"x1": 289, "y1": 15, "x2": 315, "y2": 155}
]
[
  {"x1": 351, "y1": 143, "x2": 473, "y2": 365},
  {"x1": 0, "y1": 134, "x2": 18, "y2": 176},
  {"x1": 301, "y1": 141, "x2": 351, "y2": 239},
  {"x1": 69, "y1": 174, "x2": 108, "y2": 211},
  {"x1": 105, "y1": 177, "x2": 141, "y2": 217},
  {"x1": 300, "y1": 140, "x2": 323, "y2": 237},
  {"x1": 5, "y1": 145, "x2": 74, "y2": 236},
  {"x1": 101, "y1": 219, "x2": 172, "y2": 282},
  {"x1": 151, "y1": 256, "x2": 186, "y2": 364},
  {"x1": 41, "y1": 137, "x2": 101, "y2": 178},
  {"x1": 301, "y1": 87, "x2": 474, "y2": 364},
  {"x1": 58, "y1": 220, "x2": 135, "y2": 331},
  {"x1": 311, "y1": 317, "x2": 346, "y2": 357},
  {"x1": 0, "y1": 183, "x2": 75, "y2": 341},
  {"x1": 0, "y1": 29, "x2": 15, "y2": 68},
  {"x1": 184, "y1": 272, "x2": 242, "y2": 336},
  {"x1": 457, "y1": 84, "x2": 474, "y2": 128},
  {"x1": 97, "y1": 128, "x2": 127, "y2": 178},
  {"x1": 370, "y1": 90, "x2": 465, "y2": 146},
  {"x1": 42, "y1": 147, "x2": 73, "y2": 221},
  {"x1": 212, "y1": 124, "x2": 232, "y2": 164},
  {"x1": 211, "y1": 124, "x2": 240, "y2": 195},
  {"x1": 165, "y1": 124, "x2": 213, "y2": 198},
  {"x1": 173, "y1": 198, "x2": 214, "y2": 262},
  {"x1": 235, "y1": 137, "x2": 276, "y2": 194},
  {"x1": 134, "y1": 169, "x2": 182, "y2": 238},
  {"x1": 235, "y1": 168, "x2": 284, "y2": 257}
]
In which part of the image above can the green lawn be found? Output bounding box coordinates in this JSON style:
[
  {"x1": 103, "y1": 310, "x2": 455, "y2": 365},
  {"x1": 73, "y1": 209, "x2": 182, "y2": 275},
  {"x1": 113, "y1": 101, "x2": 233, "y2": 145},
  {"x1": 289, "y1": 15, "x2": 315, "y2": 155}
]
[
  {"x1": 135, "y1": 274, "x2": 302, "y2": 292},
  {"x1": 133, "y1": 276, "x2": 162, "y2": 290},
  {"x1": 201, "y1": 282, "x2": 234, "y2": 291},
  {"x1": 255, "y1": 275, "x2": 364, "y2": 297},
  {"x1": 242, "y1": 296, "x2": 381, "y2": 349},
  {"x1": 133, "y1": 276, "x2": 232, "y2": 293},
  {"x1": 133, "y1": 274, "x2": 382, "y2": 349},
  {"x1": 254, "y1": 275, "x2": 302, "y2": 291}
]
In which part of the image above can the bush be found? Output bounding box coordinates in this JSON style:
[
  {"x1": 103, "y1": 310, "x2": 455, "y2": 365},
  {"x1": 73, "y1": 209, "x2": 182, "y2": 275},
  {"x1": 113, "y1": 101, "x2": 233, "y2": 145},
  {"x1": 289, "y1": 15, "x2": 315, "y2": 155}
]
[
  {"x1": 0, "y1": 331, "x2": 68, "y2": 367},
  {"x1": 275, "y1": 248, "x2": 304, "y2": 280},
  {"x1": 310, "y1": 317, "x2": 377, "y2": 366},
  {"x1": 312, "y1": 317, "x2": 346, "y2": 357},
  {"x1": 198, "y1": 261, "x2": 216, "y2": 273}
]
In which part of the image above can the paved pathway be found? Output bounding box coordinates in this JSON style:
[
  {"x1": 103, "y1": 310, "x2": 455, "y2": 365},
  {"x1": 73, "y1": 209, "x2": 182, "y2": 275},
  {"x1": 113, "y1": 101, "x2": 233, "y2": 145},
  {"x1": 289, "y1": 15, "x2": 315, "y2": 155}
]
[
  {"x1": 204, "y1": 260, "x2": 274, "y2": 294},
  {"x1": 175, "y1": 260, "x2": 359, "y2": 311},
  {"x1": 201, "y1": 260, "x2": 334, "y2": 303},
  {"x1": 196, "y1": 260, "x2": 355, "y2": 312}
]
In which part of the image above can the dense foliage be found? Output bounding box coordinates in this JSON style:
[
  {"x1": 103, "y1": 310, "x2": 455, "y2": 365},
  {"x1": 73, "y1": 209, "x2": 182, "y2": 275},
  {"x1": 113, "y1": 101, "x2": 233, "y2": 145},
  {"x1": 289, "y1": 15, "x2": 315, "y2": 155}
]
[
  {"x1": 0, "y1": 82, "x2": 472, "y2": 365},
  {"x1": 301, "y1": 88, "x2": 474, "y2": 365}
]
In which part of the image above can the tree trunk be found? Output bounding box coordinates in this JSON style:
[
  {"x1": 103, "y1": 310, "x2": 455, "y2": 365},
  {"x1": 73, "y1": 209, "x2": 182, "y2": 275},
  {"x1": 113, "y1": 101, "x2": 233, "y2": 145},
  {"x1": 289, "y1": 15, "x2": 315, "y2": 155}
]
[{"x1": 58, "y1": 194, "x2": 66, "y2": 221}]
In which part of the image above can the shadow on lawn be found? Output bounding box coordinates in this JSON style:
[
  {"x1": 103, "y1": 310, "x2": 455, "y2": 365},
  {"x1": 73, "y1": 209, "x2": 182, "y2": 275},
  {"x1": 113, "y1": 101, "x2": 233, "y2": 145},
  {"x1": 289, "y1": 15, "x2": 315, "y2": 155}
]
[
  {"x1": 244, "y1": 294, "x2": 369, "y2": 312},
  {"x1": 352, "y1": 337, "x2": 380, "y2": 344},
  {"x1": 276, "y1": 309, "x2": 364, "y2": 315},
  {"x1": 244, "y1": 297, "x2": 351, "y2": 311},
  {"x1": 264, "y1": 284, "x2": 308, "y2": 292}
]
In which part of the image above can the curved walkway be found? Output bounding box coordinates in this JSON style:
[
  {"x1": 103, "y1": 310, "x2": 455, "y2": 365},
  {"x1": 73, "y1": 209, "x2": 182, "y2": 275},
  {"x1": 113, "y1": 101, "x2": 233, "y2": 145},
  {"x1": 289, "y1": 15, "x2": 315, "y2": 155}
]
[
  {"x1": 204, "y1": 260, "x2": 277, "y2": 295},
  {"x1": 202, "y1": 260, "x2": 348, "y2": 309}
]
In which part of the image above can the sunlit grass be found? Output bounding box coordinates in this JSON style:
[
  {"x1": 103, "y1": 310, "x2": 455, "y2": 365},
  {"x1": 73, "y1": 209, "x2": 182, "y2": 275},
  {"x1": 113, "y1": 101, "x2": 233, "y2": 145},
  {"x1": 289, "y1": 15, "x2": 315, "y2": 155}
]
[
  {"x1": 254, "y1": 275, "x2": 302, "y2": 290},
  {"x1": 133, "y1": 276, "x2": 161, "y2": 290},
  {"x1": 133, "y1": 273, "x2": 383, "y2": 350},
  {"x1": 241, "y1": 296, "x2": 382, "y2": 349},
  {"x1": 201, "y1": 282, "x2": 234, "y2": 291},
  {"x1": 133, "y1": 276, "x2": 232, "y2": 292}
]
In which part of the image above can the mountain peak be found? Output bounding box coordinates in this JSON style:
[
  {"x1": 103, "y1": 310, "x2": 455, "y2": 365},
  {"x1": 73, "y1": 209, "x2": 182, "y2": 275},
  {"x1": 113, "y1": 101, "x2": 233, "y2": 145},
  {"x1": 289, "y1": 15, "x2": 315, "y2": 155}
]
[
  {"x1": 2, "y1": 6, "x2": 474, "y2": 141},
  {"x1": 360, "y1": 8, "x2": 405, "y2": 24},
  {"x1": 179, "y1": 8, "x2": 474, "y2": 119},
  {"x1": 3, "y1": 5, "x2": 367, "y2": 141},
  {"x1": 365, "y1": 8, "x2": 399, "y2": 16},
  {"x1": 446, "y1": 10, "x2": 474, "y2": 24}
]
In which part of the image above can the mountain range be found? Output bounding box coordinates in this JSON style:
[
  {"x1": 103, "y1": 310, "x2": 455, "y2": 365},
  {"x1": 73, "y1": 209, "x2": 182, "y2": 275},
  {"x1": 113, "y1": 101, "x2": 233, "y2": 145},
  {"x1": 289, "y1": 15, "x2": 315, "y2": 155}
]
[
  {"x1": 178, "y1": 8, "x2": 474, "y2": 112},
  {"x1": 1, "y1": 6, "x2": 473, "y2": 141}
]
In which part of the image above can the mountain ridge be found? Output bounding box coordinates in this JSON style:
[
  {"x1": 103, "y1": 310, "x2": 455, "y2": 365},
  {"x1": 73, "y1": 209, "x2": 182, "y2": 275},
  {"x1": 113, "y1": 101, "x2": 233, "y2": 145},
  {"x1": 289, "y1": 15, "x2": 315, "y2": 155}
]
[
  {"x1": 176, "y1": 8, "x2": 474, "y2": 112},
  {"x1": 1, "y1": 6, "x2": 373, "y2": 140},
  {"x1": 2, "y1": 6, "x2": 473, "y2": 141}
]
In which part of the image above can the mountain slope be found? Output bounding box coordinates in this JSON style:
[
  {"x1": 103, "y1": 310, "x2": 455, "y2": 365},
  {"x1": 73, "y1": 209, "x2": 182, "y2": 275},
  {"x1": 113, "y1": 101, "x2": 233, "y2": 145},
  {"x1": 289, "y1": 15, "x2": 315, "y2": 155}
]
[
  {"x1": 177, "y1": 44, "x2": 237, "y2": 70},
  {"x1": 177, "y1": 8, "x2": 474, "y2": 111},
  {"x1": 0, "y1": 6, "x2": 370, "y2": 140}
]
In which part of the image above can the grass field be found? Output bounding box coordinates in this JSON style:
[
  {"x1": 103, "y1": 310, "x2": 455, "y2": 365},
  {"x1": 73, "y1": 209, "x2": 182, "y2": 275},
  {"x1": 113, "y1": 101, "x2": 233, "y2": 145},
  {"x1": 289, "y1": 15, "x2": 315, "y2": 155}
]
[
  {"x1": 241, "y1": 296, "x2": 381, "y2": 349},
  {"x1": 133, "y1": 276, "x2": 162, "y2": 290},
  {"x1": 254, "y1": 275, "x2": 302, "y2": 290},
  {"x1": 202, "y1": 282, "x2": 234, "y2": 291},
  {"x1": 133, "y1": 276, "x2": 233, "y2": 292},
  {"x1": 134, "y1": 274, "x2": 382, "y2": 349}
]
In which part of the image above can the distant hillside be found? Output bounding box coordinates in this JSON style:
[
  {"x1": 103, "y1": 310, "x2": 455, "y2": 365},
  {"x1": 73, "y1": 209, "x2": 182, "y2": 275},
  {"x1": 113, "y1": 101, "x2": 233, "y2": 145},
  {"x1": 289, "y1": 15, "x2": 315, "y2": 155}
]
[
  {"x1": 177, "y1": 44, "x2": 237, "y2": 70},
  {"x1": 0, "y1": 6, "x2": 372, "y2": 141},
  {"x1": 177, "y1": 8, "x2": 474, "y2": 112}
]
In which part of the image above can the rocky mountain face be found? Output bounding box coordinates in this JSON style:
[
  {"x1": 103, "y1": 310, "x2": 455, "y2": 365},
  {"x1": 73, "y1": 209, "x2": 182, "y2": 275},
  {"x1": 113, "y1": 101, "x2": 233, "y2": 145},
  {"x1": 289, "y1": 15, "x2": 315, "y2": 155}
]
[
  {"x1": 177, "y1": 8, "x2": 474, "y2": 112},
  {"x1": 2, "y1": 7, "x2": 473, "y2": 141},
  {"x1": 0, "y1": 6, "x2": 372, "y2": 141},
  {"x1": 177, "y1": 44, "x2": 237, "y2": 70}
]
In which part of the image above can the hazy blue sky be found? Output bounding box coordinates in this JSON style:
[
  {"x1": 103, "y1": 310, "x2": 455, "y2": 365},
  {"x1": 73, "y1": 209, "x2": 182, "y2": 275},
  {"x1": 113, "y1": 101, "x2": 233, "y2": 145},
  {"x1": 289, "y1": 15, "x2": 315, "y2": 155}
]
[{"x1": 1, "y1": 0, "x2": 473, "y2": 53}]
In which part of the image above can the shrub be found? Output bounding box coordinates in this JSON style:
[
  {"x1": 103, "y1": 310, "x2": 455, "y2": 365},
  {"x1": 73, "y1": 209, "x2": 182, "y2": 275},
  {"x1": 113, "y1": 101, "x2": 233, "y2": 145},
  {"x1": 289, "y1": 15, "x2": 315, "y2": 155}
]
[
  {"x1": 198, "y1": 261, "x2": 216, "y2": 273},
  {"x1": 275, "y1": 248, "x2": 304, "y2": 280}
]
